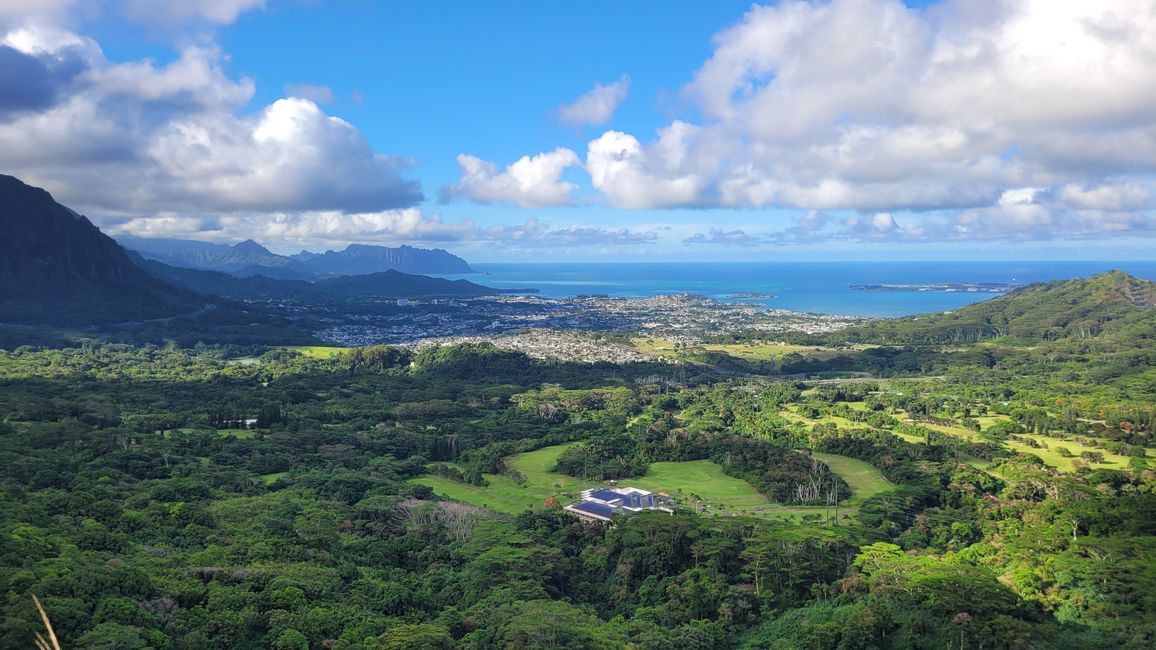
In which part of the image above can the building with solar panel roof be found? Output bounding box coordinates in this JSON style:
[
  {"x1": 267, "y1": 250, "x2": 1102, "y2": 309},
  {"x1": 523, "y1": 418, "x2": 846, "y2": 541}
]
[{"x1": 564, "y1": 486, "x2": 673, "y2": 524}]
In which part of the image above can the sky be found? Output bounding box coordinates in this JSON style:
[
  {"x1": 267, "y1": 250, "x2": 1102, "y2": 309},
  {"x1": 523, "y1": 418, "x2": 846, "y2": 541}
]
[{"x1": 2, "y1": 0, "x2": 1156, "y2": 261}]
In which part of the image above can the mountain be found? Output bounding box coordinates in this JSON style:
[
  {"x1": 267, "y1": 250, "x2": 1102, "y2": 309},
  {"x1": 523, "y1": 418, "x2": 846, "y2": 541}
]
[
  {"x1": 841, "y1": 271, "x2": 1156, "y2": 344},
  {"x1": 297, "y1": 244, "x2": 473, "y2": 275},
  {"x1": 120, "y1": 237, "x2": 473, "y2": 277},
  {"x1": 316, "y1": 269, "x2": 492, "y2": 297},
  {"x1": 0, "y1": 175, "x2": 200, "y2": 325},
  {"x1": 139, "y1": 259, "x2": 503, "y2": 301},
  {"x1": 119, "y1": 236, "x2": 307, "y2": 275}
]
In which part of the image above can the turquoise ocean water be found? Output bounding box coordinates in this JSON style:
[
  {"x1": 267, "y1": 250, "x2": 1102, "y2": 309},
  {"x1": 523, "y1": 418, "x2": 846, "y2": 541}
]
[{"x1": 440, "y1": 261, "x2": 1156, "y2": 318}]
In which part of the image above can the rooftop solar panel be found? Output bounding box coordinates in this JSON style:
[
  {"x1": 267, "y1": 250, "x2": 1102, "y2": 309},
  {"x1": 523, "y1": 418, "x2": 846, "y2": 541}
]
[
  {"x1": 572, "y1": 501, "x2": 616, "y2": 518},
  {"x1": 590, "y1": 489, "x2": 623, "y2": 502}
]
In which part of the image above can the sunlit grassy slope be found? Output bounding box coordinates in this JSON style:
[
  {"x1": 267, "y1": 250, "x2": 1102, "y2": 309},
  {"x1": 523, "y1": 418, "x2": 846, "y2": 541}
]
[
  {"x1": 280, "y1": 345, "x2": 346, "y2": 358},
  {"x1": 413, "y1": 443, "x2": 894, "y2": 517}
]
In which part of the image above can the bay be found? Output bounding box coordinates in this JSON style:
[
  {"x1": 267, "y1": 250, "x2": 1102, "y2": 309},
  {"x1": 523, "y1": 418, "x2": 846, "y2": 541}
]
[{"x1": 439, "y1": 260, "x2": 1156, "y2": 317}]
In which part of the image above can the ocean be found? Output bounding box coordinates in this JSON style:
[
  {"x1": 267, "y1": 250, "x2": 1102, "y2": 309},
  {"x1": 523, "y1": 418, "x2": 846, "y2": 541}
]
[{"x1": 441, "y1": 260, "x2": 1156, "y2": 318}]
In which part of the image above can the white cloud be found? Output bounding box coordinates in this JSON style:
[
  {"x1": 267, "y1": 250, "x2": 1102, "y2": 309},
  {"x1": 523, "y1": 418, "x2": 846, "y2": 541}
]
[
  {"x1": 119, "y1": 0, "x2": 266, "y2": 26},
  {"x1": 1058, "y1": 182, "x2": 1151, "y2": 211},
  {"x1": 557, "y1": 75, "x2": 629, "y2": 127},
  {"x1": 561, "y1": 0, "x2": 1156, "y2": 240},
  {"x1": 442, "y1": 148, "x2": 581, "y2": 207},
  {"x1": 842, "y1": 213, "x2": 900, "y2": 238},
  {"x1": 284, "y1": 83, "x2": 334, "y2": 104},
  {"x1": 106, "y1": 210, "x2": 657, "y2": 250},
  {"x1": 683, "y1": 229, "x2": 764, "y2": 247},
  {"x1": 586, "y1": 124, "x2": 708, "y2": 209},
  {"x1": 0, "y1": 29, "x2": 421, "y2": 216},
  {"x1": 148, "y1": 97, "x2": 421, "y2": 212},
  {"x1": 0, "y1": 0, "x2": 88, "y2": 30}
]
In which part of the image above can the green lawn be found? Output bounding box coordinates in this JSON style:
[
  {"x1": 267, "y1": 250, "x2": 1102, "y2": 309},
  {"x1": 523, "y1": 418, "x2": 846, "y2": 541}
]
[
  {"x1": 162, "y1": 427, "x2": 258, "y2": 439},
  {"x1": 1005, "y1": 434, "x2": 1132, "y2": 472},
  {"x1": 218, "y1": 428, "x2": 258, "y2": 439},
  {"x1": 810, "y1": 452, "x2": 893, "y2": 506},
  {"x1": 699, "y1": 342, "x2": 847, "y2": 362},
  {"x1": 631, "y1": 338, "x2": 858, "y2": 363},
  {"x1": 413, "y1": 443, "x2": 891, "y2": 519},
  {"x1": 259, "y1": 471, "x2": 287, "y2": 485},
  {"x1": 280, "y1": 345, "x2": 346, "y2": 359},
  {"x1": 909, "y1": 421, "x2": 984, "y2": 442},
  {"x1": 975, "y1": 415, "x2": 1012, "y2": 428},
  {"x1": 414, "y1": 443, "x2": 777, "y2": 516},
  {"x1": 900, "y1": 420, "x2": 1138, "y2": 473},
  {"x1": 779, "y1": 407, "x2": 861, "y2": 430}
]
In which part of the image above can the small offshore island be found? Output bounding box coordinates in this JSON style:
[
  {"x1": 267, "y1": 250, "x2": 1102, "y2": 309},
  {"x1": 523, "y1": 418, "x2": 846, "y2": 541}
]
[{"x1": 851, "y1": 281, "x2": 1018, "y2": 293}]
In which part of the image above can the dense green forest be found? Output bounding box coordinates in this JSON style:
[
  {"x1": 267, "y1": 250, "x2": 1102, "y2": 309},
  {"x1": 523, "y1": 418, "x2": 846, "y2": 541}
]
[{"x1": 1, "y1": 318, "x2": 1153, "y2": 649}]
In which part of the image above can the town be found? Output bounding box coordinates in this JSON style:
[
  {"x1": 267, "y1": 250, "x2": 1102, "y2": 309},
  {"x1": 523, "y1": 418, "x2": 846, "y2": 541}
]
[{"x1": 313, "y1": 293, "x2": 866, "y2": 348}]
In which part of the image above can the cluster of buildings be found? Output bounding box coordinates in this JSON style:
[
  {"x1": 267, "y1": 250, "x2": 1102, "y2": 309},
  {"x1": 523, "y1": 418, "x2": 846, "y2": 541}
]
[
  {"x1": 313, "y1": 293, "x2": 866, "y2": 347},
  {"x1": 564, "y1": 486, "x2": 674, "y2": 524}
]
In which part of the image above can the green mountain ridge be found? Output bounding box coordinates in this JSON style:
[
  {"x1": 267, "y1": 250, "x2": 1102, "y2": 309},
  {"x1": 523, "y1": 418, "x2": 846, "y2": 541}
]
[
  {"x1": 138, "y1": 259, "x2": 511, "y2": 300},
  {"x1": 840, "y1": 270, "x2": 1156, "y2": 344}
]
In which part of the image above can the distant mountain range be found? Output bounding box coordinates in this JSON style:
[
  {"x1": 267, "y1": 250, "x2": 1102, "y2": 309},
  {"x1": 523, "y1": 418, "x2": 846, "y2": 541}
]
[
  {"x1": 0, "y1": 174, "x2": 510, "y2": 326},
  {"x1": 138, "y1": 258, "x2": 502, "y2": 301},
  {"x1": 118, "y1": 236, "x2": 473, "y2": 278}
]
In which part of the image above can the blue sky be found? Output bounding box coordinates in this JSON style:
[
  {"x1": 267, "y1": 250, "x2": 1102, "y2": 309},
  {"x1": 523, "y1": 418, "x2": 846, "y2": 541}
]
[{"x1": 2, "y1": 1, "x2": 1155, "y2": 261}]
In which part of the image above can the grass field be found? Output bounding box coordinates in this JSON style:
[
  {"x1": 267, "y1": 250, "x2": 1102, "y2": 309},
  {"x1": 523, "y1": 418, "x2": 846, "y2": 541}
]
[
  {"x1": 898, "y1": 419, "x2": 1137, "y2": 472},
  {"x1": 810, "y1": 452, "x2": 893, "y2": 506},
  {"x1": 1004, "y1": 434, "x2": 1132, "y2": 472},
  {"x1": 631, "y1": 338, "x2": 856, "y2": 363},
  {"x1": 259, "y1": 471, "x2": 287, "y2": 485},
  {"x1": 280, "y1": 345, "x2": 346, "y2": 359},
  {"x1": 413, "y1": 443, "x2": 894, "y2": 518},
  {"x1": 779, "y1": 406, "x2": 862, "y2": 430},
  {"x1": 909, "y1": 421, "x2": 984, "y2": 442},
  {"x1": 162, "y1": 427, "x2": 258, "y2": 439},
  {"x1": 217, "y1": 428, "x2": 258, "y2": 439}
]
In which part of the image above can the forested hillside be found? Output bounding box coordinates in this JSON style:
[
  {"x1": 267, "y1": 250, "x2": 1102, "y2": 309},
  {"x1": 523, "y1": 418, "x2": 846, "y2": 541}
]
[
  {"x1": 1, "y1": 328, "x2": 1152, "y2": 648},
  {"x1": 838, "y1": 271, "x2": 1156, "y2": 344}
]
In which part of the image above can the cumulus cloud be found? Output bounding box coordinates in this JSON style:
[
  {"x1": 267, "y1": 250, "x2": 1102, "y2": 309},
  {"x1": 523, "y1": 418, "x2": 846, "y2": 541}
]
[
  {"x1": 0, "y1": 0, "x2": 86, "y2": 30},
  {"x1": 841, "y1": 213, "x2": 901, "y2": 239},
  {"x1": 556, "y1": 0, "x2": 1156, "y2": 241},
  {"x1": 442, "y1": 148, "x2": 581, "y2": 207},
  {"x1": 557, "y1": 74, "x2": 629, "y2": 127},
  {"x1": 0, "y1": 27, "x2": 422, "y2": 216},
  {"x1": 816, "y1": 189, "x2": 1156, "y2": 243},
  {"x1": 586, "y1": 124, "x2": 708, "y2": 209}
]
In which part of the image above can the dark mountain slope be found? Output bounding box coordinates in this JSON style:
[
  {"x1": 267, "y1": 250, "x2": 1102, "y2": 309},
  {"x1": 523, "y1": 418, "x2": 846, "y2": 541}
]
[
  {"x1": 0, "y1": 175, "x2": 200, "y2": 324},
  {"x1": 841, "y1": 271, "x2": 1156, "y2": 344}
]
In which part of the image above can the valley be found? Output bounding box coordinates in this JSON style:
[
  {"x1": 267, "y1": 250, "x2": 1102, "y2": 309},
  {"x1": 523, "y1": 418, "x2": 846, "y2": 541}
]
[{"x1": 1, "y1": 176, "x2": 1155, "y2": 648}]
